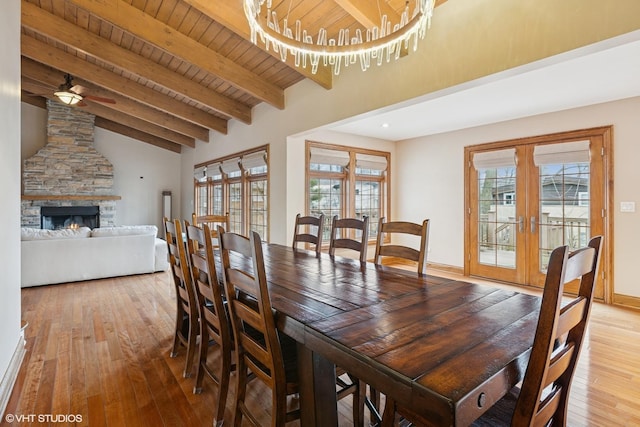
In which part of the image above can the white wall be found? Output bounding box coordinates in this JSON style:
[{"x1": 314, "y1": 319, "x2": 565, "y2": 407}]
[
  {"x1": 94, "y1": 128, "x2": 181, "y2": 232},
  {"x1": 0, "y1": 0, "x2": 23, "y2": 408},
  {"x1": 396, "y1": 96, "x2": 640, "y2": 298},
  {"x1": 20, "y1": 103, "x2": 182, "y2": 233}
]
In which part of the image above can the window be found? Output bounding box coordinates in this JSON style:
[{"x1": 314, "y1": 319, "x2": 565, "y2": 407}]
[
  {"x1": 578, "y1": 191, "x2": 590, "y2": 207},
  {"x1": 503, "y1": 192, "x2": 515, "y2": 205},
  {"x1": 306, "y1": 142, "x2": 389, "y2": 242},
  {"x1": 194, "y1": 146, "x2": 269, "y2": 239}
]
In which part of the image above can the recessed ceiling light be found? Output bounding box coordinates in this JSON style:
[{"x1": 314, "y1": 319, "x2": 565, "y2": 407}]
[{"x1": 381, "y1": 123, "x2": 390, "y2": 128}]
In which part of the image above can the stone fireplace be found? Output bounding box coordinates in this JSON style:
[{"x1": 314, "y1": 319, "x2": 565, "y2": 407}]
[
  {"x1": 21, "y1": 100, "x2": 120, "y2": 228},
  {"x1": 40, "y1": 206, "x2": 100, "y2": 230}
]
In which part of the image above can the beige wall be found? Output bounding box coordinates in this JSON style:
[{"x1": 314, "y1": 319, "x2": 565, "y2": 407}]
[
  {"x1": 286, "y1": 130, "x2": 397, "y2": 244},
  {"x1": 1, "y1": 0, "x2": 24, "y2": 413},
  {"x1": 396, "y1": 96, "x2": 640, "y2": 300}
]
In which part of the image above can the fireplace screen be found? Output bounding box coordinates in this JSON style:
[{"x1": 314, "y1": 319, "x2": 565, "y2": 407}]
[{"x1": 41, "y1": 206, "x2": 100, "y2": 230}]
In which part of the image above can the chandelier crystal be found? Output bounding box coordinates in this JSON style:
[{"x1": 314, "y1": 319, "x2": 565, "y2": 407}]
[{"x1": 243, "y1": 0, "x2": 435, "y2": 75}]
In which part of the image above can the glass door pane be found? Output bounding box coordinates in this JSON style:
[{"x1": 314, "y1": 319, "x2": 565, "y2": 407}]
[
  {"x1": 468, "y1": 147, "x2": 526, "y2": 285},
  {"x1": 477, "y1": 166, "x2": 517, "y2": 268},
  {"x1": 537, "y1": 163, "x2": 591, "y2": 272}
]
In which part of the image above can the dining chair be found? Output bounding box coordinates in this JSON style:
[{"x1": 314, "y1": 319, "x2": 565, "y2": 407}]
[
  {"x1": 374, "y1": 217, "x2": 430, "y2": 276},
  {"x1": 185, "y1": 222, "x2": 234, "y2": 426},
  {"x1": 326, "y1": 215, "x2": 371, "y2": 425},
  {"x1": 164, "y1": 217, "x2": 199, "y2": 378},
  {"x1": 328, "y1": 215, "x2": 370, "y2": 262},
  {"x1": 192, "y1": 212, "x2": 230, "y2": 247},
  {"x1": 292, "y1": 213, "x2": 325, "y2": 254},
  {"x1": 382, "y1": 235, "x2": 603, "y2": 427},
  {"x1": 219, "y1": 229, "x2": 300, "y2": 426},
  {"x1": 366, "y1": 217, "x2": 430, "y2": 423}
]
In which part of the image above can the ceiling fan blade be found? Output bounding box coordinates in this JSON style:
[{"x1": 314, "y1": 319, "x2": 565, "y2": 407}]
[
  {"x1": 70, "y1": 84, "x2": 87, "y2": 95},
  {"x1": 25, "y1": 81, "x2": 54, "y2": 91},
  {"x1": 85, "y1": 94, "x2": 116, "y2": 104}
]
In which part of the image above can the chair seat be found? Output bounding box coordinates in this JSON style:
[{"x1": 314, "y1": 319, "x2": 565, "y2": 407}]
[
  {"x1": 280, "y1": 333, "x2": 300, "y2": 393},
  {"x1": 471, "y1": 387, "x2": 519, "y2": 427},
  {"x1": 246, "y1": 330, "x2": 299, "y2": 386}
]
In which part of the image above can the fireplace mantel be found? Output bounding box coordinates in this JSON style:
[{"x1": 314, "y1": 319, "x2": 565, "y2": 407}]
[{"x1": 22, "y1": 195, "x2": 122, "y2": 201}]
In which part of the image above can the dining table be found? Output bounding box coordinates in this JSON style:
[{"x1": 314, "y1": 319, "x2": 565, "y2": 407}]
[{"x1": 255, "y1": 242, "x2": 541, "y2": 426}]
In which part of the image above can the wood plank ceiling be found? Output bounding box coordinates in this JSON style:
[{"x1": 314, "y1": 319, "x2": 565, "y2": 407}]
[{"x1": 20, "y1": 0, "x2": 445, "y2": 152}]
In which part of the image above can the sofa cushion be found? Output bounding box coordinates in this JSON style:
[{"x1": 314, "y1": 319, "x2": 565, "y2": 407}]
[
  {"x1": 21, "y1": 227, "x2": 92, "y2": 241},
  {"x1": 21, "y1": 233, "x2": 157, "y2": 287},
  {"x1": 91, "y1": 225, "x2": 158, "y2": 238}
]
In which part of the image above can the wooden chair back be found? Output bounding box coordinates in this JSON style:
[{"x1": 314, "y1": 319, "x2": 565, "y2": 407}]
[
  {"x1": 191, "y1": 213, "x2": 229, "y2": 246},
  {"x1": 292, "y1": 216, "x2": 367, "y2": 424},
  {"x1": 384, "y1": 236, "x2": 603, "y2": 427},
  {"x1": 328, "y1": 215, "x2": 369, "y2": 262},
  {"x1": 292, "y1": 213, "x2": 325, "y2": 254},
  {"x1": 163, "y1": 217, "x2": 199, "y2": 378},
  {"x1": 374, "y1": 218, "x2": 430, "y2": 276},
  {"x1": 219, "y1": 229, "x2": 300, "y2": 426},
  {"x1": 511, "y1": 235, "x2": 602, "y2": 426},
  {"x1": 185, "y1": 222, "x2": 234, "y2": 422}
]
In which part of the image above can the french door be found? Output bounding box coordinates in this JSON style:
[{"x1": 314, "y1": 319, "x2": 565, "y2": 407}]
[{"x1": 465, "y1": 127, "x2": 610, "y2": 300}]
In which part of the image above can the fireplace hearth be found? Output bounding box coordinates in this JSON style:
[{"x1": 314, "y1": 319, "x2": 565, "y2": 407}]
[
  {"x1": 21, "y1": 101, "x2": 118, "y2": 229},
  {"x1": 41, "y1": 206, "x2": 100, "y2": 230}
]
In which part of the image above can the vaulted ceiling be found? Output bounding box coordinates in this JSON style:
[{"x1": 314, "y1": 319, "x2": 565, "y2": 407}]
[{"x1": 20, "y1": 0, "x2": 446, "y2": 153}]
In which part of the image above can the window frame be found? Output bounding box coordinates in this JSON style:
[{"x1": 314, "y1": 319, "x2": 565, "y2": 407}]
[
  {"x1": 305, "y1": 141, "x2": 390, "y2": 244},
  {"x1": 194, "y1": 145, "x2": 269, "y2": 240}
]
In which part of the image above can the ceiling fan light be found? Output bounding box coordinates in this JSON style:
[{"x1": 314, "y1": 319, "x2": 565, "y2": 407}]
[{"x1": 54, "y1": 91, "x2": 83, "y2": 105}]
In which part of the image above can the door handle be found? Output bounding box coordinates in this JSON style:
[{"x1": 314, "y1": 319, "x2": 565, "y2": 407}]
[
  {"x1": 518, "y1": 216, "x2": 524, "y2": 233},
  {"x1": 530, "y1": 216, "x2": 536, "y2": 233}
]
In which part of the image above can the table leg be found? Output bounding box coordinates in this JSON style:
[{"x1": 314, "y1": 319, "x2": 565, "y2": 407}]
[{"x1": 297, "y1": 342, "x2": 338, "y2": 426}]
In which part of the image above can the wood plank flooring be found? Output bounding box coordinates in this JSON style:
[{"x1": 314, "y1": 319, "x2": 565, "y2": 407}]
[{"x1": 5, "y1": 268, "x2": 640, "y2": 426}]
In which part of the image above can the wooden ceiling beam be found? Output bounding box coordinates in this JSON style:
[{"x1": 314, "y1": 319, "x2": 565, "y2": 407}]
[
  {"x1": 334, "y1": 0, "x2": 398, "y2": 28},
  {"x1": 22, "y1": 57, "x2": 211, "y2": 142},
  {"x1": 334, "y1": 0, "x2": 408, "y2": 57},
  {"x1": 182, "y1": 0, "x2": 333, "y2": 90},
  {"x1": 94, "y1": 117, "x2": 182, "y2": 153},
  {"x1": 21, "y1": 91, "x2": 47, "y2": 109},
  {"x1": 69, "y1": 0, "x2": 284, "y2": 109},
  {"x1": 21, "y1": 79, "x2": 196, "y2": 148},
  {"x1": 21, "y1": 1, "x2": 252, "y2": 124},
  {"x1": 21, "y1": 90, "x2": 181, "y2": 153},
  {"x1": 21, "y1": 36, "x2": 225, "y2": 135},
  {"x1": 334, "y1": 0, "x2": 447, "y2": 57}
]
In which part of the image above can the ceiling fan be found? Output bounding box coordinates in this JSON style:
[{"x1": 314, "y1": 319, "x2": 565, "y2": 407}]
[{"x1": 53, "y1": 74, "x2": 116, "y2": 106}]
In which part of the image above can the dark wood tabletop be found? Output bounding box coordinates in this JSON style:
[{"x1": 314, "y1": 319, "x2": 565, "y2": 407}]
[{"x1": 258, "y1": 243, "x2": 541, "y2": 426}]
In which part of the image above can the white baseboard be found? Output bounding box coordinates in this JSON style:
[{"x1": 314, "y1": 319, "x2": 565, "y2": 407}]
[{"x1": 0, "y1": 330, "x2": 26, "y2": 420}]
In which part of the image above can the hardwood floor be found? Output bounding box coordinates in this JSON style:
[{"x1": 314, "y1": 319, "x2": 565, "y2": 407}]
[{"x1": 6, "y1": 268, "x2": 640, "y2": 426}]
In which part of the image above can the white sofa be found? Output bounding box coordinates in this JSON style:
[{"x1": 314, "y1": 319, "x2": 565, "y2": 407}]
[{"x1": 21, "y1": 225, "x2": 169, "y2": 288}]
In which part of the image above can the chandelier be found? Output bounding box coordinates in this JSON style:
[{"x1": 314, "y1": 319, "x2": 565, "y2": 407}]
[{"x1": 243, "y1": 0, "x2": 435, "y2": 75}]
